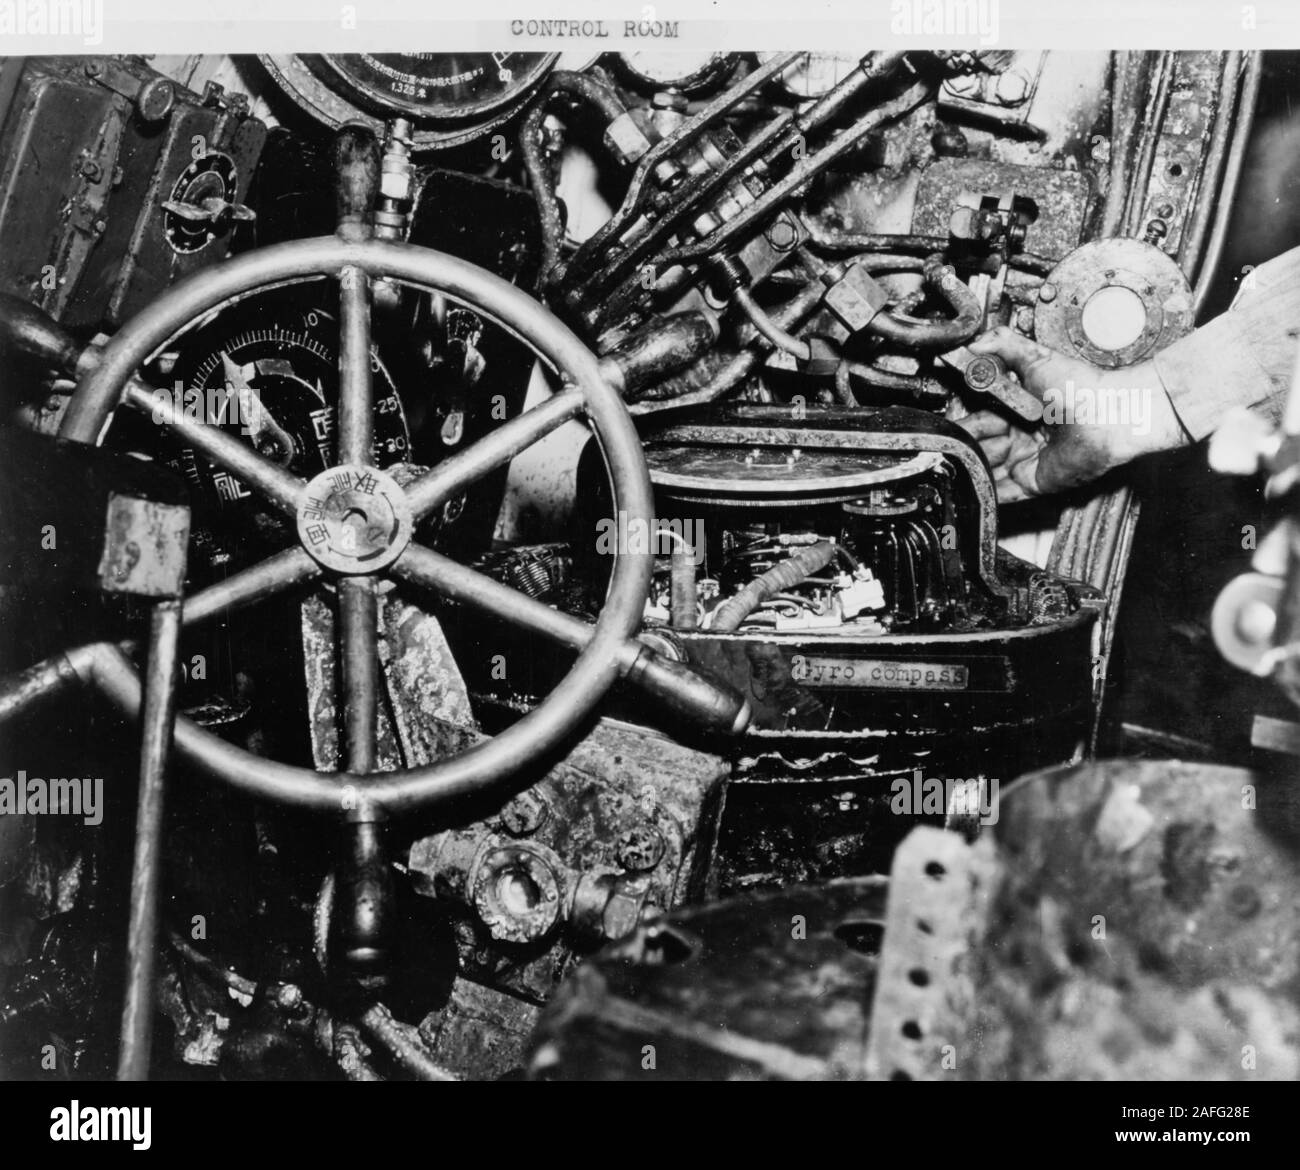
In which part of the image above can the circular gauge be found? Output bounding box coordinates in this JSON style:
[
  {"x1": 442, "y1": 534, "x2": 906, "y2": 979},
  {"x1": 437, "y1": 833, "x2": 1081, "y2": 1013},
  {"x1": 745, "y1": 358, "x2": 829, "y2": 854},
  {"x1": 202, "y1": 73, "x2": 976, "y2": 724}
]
[
  {"x1": 164, "y1": 152, "x2": 238, "y2": 255},
  {"x1": 616, "y1": 52, "x2": 736, "y2": 94},
  {"x1": 126, "y1": 293, "x2": 410, "y2": 569},
  {"x1": 260, "y1": 53, "x2": 558, "y2": 151},
  {"x1": 757, "y1": 51, "x2": 863, "y2": 100}
]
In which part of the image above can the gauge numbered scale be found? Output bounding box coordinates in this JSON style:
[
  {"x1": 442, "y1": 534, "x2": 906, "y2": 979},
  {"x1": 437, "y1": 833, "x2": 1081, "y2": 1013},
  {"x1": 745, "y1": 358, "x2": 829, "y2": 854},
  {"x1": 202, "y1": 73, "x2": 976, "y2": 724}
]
[
  {"x1": 140, "y1": 294, "x2": 411, "y2": 568},
  {"x1": 260, "y1": 53, "x2": 559, "y2": 150}
]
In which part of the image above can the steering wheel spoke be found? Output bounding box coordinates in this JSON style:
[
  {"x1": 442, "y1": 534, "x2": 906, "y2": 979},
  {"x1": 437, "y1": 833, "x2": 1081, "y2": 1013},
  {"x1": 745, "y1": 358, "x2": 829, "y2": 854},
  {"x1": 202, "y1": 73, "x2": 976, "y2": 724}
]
[
  {"x1": 403, "y1": 385, "x2": 586, "y2": 522},
  {"x1": 122, "y1": 380, "x2": 307, "y2": 517},
  {"x1": 183, "y1": 546, "x2": 322, "y2": 629},
  {"x1": 338, "y1": 576, "x2": 380, "y2": 775},
  {"x1": 392, "y1": 540, "x2": 597, "y2": 659}
]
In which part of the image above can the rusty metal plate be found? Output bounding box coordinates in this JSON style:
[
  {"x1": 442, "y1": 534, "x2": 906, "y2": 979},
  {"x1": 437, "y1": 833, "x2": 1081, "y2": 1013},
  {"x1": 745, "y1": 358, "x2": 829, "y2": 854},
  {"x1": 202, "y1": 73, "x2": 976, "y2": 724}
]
[
  {"x1": 527, "y1": 878, "x2": 888, "y2": 1080},
  {"x1": 911, "y1": 158, "x2": 1095, "y2": 263},
  {"x1": 97, "y1": 494, "x2": 190, "y2": 598}
]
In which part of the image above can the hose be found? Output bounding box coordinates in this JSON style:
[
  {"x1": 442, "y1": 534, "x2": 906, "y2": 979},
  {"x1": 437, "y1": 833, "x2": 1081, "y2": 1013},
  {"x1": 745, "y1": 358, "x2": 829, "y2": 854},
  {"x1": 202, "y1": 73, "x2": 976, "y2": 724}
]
[
  {"x1": 710, "y1": 542, "x2": 838, "y2": 632},
  {"x1": 519, "y1": 73, "x2": 630, "y2": 287},
  {"x1": 547, "y1": 70, "x2": 628, "y2": 125},
  {"x1": 519, "y1": 103, "x2": 566, "y2": 286}
]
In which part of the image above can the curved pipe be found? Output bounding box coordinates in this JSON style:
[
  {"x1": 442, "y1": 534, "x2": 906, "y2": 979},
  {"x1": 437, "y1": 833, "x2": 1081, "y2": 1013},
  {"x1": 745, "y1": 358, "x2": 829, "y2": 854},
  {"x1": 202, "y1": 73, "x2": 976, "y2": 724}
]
[
  {"x1": 863, "y1": 255, "x2": 983, "y2": 351},
  {"x1": 520, "y1": 73, "x2": 630, "y2": 285},
  {"x1": 519, "y1": 102, "x2": 565, "y2": 283},
  {"x1": 732, "y1": 287, "x2": 811, "y2": 361},
  {"x1": 546, "y1": 70, "x2": 627, "y2": 124}
]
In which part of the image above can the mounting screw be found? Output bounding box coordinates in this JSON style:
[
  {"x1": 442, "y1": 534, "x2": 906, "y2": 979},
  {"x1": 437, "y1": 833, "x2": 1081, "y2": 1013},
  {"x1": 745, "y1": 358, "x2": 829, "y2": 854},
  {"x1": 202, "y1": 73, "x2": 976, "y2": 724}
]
[
  {"x1": 765, "y1": 218, "x2": 799, "y2": 252},
  {"x1": 615, "y1": 822, "x2": 666, "y2": 873}
]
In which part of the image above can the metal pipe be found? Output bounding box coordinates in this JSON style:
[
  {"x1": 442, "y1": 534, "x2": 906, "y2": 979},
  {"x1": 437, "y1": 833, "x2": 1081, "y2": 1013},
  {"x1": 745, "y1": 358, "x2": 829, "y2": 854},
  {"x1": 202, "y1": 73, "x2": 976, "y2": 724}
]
[
  {"x1": 168, "y1": 932, "x2": 258, "y2": 998},
  {"x1": 0, "y1": 652, "x2": 82, "y2": 725},
  {"x1": 1101, "y1": 52, "x2": 1145, "y2": 238},
  {"x1": 1122, "y1": 51, "x2": 1176, "y2": 237},
  {"x1": 834, "y1": 361, "x2": 859, "y2": 407},
  {"x1": 656, "y1": 80, "x2": 932, "y2": 268},
  {"x1": 393, "y1": 543, "x2": 594, "y2": 655},
  {"x1": 863, "y1": 255, "x2": 983, "y2": 351},
  {"x1": 358, "y1": 1004, "x2": 458, "y2": 1081},
  {"x1": 117, "y1": 599, "x2": 183, "y2": 1081},
  {"x1": 182, "y1": 547, "x2": 320, "y2": 628},
  {"x1": 732, "y1": 287, "x2": 811, "y2": 360},
  {"x1": 337, "y1": 266, "x2": 373, "y2": 466},
  {"x1": 566, "y1": 51, "x2": 804, "y2": 284},
  {"x1": 631, "y1": 281, "x2": 824, "y2": 411},
  {"x1": 1178, "y1": 51, "x2": 1240, "y2": 274},
  {"x1": 804, "y1": 227, "x2": 949, "y2": 254},
  {"x1": 1193, "y1": 50, "x2": 1262, "y2": 316},
  {"x1": 845, "y1": 361, "x2": 947, "y2": 401},
  {"x1": 573, "y1": 54, "x2": 906, "y2": 304},
  {"x1": 671, "y1": 542, "x2": 698, "y2": 629}
]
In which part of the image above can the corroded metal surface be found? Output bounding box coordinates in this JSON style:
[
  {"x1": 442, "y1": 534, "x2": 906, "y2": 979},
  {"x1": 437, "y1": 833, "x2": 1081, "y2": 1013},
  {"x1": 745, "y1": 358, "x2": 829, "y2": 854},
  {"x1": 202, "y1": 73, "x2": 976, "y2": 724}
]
[
  {"x1": 527, "y1": 877, "x2": 887, "y2": 1080},
  {"x1": 408, "y1": 716, "x2": 730, "y2": 1005},
  {"x1": 962, "y1": 760, "x2": 1300, "y2": 1079}
]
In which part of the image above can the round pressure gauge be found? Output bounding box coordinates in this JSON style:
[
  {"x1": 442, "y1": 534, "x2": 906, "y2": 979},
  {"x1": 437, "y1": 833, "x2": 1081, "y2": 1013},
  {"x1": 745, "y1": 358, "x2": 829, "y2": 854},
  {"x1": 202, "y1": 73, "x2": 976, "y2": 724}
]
[
  {"x1": 260, "y1": 53, "x2": 559, "y2": 151},
  {"x1": 616, "y1": 52, "x2": 736, "y2": 94},
  {"x1": 757, "y1": 51, "x2": 863, "y2": 100}
]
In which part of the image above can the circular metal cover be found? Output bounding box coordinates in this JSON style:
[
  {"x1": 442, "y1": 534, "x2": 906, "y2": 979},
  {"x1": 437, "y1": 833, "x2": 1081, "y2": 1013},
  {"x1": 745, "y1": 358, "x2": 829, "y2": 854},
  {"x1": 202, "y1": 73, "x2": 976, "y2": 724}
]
[
  {"x1": 647, "y1": 445, "x2": 937, "y2": 507},
  {"x1": 1034, "y1": 238, "x2": 1193, "y2": 369},
  {"x1": 258, "y1": 53, "x2": 558, "y2": 151}
]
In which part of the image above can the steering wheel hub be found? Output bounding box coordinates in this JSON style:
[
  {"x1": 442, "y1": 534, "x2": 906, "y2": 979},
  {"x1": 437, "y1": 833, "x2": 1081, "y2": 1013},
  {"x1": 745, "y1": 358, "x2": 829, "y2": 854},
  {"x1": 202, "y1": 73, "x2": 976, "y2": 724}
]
[{"x1": 296, "y1": 463, "x2": 412, "y2": 574}]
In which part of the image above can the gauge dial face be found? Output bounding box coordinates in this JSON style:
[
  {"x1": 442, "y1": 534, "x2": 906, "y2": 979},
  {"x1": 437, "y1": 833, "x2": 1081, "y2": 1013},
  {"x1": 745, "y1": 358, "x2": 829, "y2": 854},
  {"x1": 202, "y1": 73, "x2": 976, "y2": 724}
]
[
  {"x1": 139, "y1": 295, "x2": 410, "y2": 569},
  {"x1": 318, "y1": 53, "x2": 557, "y2": 122},
  {"x1": 617, "y1": 52, "x2": 735, "y2": 93},
  {"x1": 758, "y1": 51, "x2": 862, "y2": 99}
]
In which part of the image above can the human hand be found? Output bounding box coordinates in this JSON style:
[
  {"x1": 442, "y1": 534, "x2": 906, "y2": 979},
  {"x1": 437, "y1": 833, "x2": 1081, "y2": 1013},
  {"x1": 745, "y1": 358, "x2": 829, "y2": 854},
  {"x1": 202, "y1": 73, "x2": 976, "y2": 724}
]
[{"x1": 955, "y1": 326, "x2": 1187, "y2": 502}]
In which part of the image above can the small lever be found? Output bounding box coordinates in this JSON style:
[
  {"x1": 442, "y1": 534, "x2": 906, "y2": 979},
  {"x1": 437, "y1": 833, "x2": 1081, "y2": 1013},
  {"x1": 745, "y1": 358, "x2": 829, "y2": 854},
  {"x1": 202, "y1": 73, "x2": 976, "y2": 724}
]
[
  {"x1": 160, "y1": 195, "x2": 256, "y2": 226},
  {"x1": 940, "y1": 344, "x2": 1043, "y2": 423}
]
